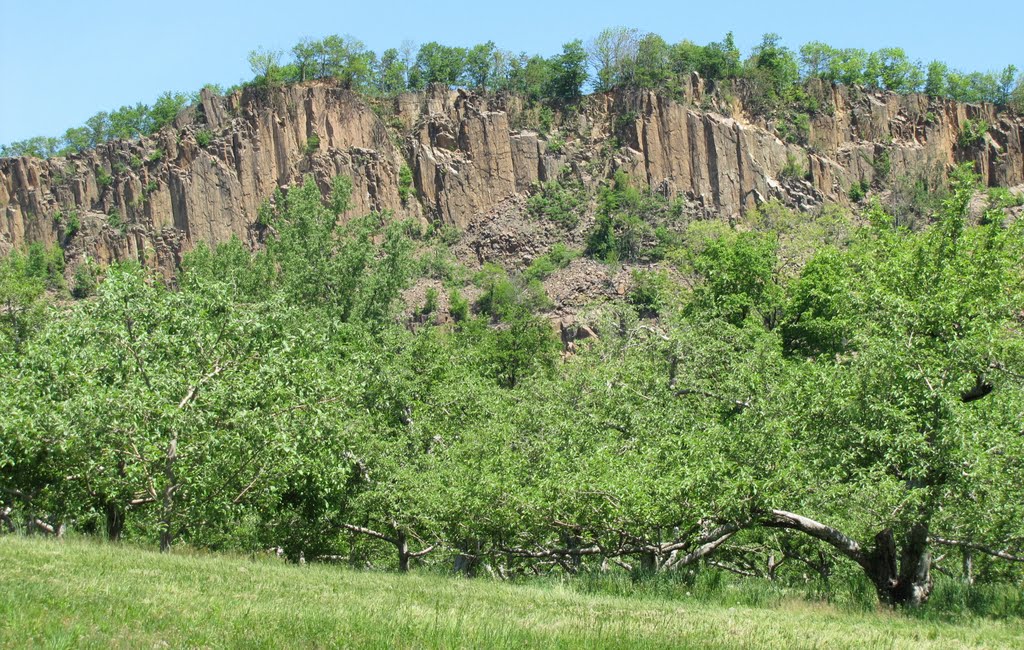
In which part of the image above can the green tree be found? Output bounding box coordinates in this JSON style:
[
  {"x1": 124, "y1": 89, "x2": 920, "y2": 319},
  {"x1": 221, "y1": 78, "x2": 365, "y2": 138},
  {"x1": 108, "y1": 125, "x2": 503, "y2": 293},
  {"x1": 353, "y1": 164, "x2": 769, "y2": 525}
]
[
  {"x1": 0, "y1": 136, "x2": 62, "y2": 159},
  {"x1": 823, "y1": 48, "x2": 868, "y2": 86},
  {"x1": 799, "y1": 41, "x2": 836, "y2": 79},
  {"x1": 633, "y1": 33, "x2": 671, "y2": 89},
  {"x1": 375, "y1": 48, "x2": 409, "y2": 94},
  {"x1": 316, "y1": 34, "x2": 375, "y2": 90},
  {"x1": 148, "y1": 91, "x2": 190, "y2": 132},
  {"x1": 688, "y1": 230, "x2": 783, "y2": 329},
  {"x1": 291, "y1": 38, "x2": 318, "y2": 82},
  {"x1": 996, "y1": 64, "x2": 1019, "y2": 105},
  {"x1": 409, "y1": 42, "x2": 466, "y2": 89},
  {"x1": 865, "y1": 48, "x2": 924, "y2": 93},
  {"x1": 547, "y1": 40, "x2": 589, "y2": 102},
  {"x1": 464, "y1": 41, "x2": 498, "y2": 90},
  {"x1": 248, "y1": 47, "x2": 284, "y2": 87},
  {"x1": 0, "y1": 250, "x2": 47, "y2": 353},
  {"x1": 743, "y1": 33, "x2": 800, "y2": 114},
  {"x1": 587, "y1": 26, "x2": 640, "y2": 91},
  {"x1": 698, "y1": 32, "x2": 742, "y2": 82},
  {"x1": 924, "y1": 60, "x2": 949, "y2": 96}
]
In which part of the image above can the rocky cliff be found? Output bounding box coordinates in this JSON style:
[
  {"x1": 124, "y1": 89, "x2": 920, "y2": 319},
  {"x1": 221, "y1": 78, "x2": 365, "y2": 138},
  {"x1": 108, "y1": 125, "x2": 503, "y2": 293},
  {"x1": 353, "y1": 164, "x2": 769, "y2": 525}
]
[{"x1": 2, "y1": 78, "x2": 1022, "y2": 273}]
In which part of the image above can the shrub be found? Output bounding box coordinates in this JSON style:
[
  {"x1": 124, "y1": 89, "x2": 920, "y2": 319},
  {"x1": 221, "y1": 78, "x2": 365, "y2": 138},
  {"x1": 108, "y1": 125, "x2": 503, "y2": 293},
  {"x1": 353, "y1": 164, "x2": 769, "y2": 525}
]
[
  {"x1": 330, "y1": 175, "x2": 353, "y2": 215},
  {"x1": 585, "y1": 171, "x2": 685, "y2": 263},
  {"x1": 526, "y1": 181, "x2": 583, "y2": 230},
  {"x1": 71, "y1": 261, "x2": 98, "y2": 298},
  {"x1": 957, "y1": 118, "x2": 989, "y2": 149},
  {"x1": 65, "y1": 210, "x2": 80, "y2": 237},
  {"x1": 614, "y1": 111, "x2": 638, "y2": 134},
  {"x1": 475, "y1": 264, "x2": 551, "y2": 319},
  {"x1": 538, "y1": 106, "x2": 554, "y2": 136},
  {"x1": 448, "y1": 288, "x2": 469, "y2": 322},
  {"x1": 871, "y1": 149, "x2": 891, "y2": 184},
  {"x1": 435, "y1": 225, "x2": 460, "y2": 246},
  {"x1": 628, "y1": 269, "x2": 674, "y2": 317},
  {"x1": 305, "y1": 134, "x2": 320, "y2": 154},
  {"x1": 848, "y1": 180, "x2": 869, "y2": 202},
  {"x1": 986, "y1": 186, "x2": 1024, "y2": 209},
  {"x1": 523, "y1": 243, "x2": 580, "y2": 282},
  {"x1": 256, "y1": 199, "x2": 274, "y2": 227},
  {"x1": 129, "y1": 154, "x2": 143, "y2": 169},
  {"x1": 398, "y1": 164, "x2": 414, "y2": 204},
  {"x1": 96, "y1": 168, "x2": 112, "y2": 188},
  {"x1": 546, "y1": 135, "x2": 565, "y2": 154},
  {"x1": 107, "y1": 209, "x2": 123, "y2": 231},
  {"x1": 196, "y1": 130, "x2": 213, "y2": 147},
  {"x1": 780, "y1": 153, "x2": 805, "y2": 179},
  {"x1": 777, "y1": 112, "x2": 811, "y2": 145},
  {"x1": 417, "y1": 248, "x2": 461, "y2": 282},
  {"x1": 422, "y1": 287, "x2": 438, "y2": 315},
  {"x1": 148, "y1": 148, "x2": 164, "y2": 162},
  {"x1": 143, "y1": 180, "x2": 159, "y2": 195}
]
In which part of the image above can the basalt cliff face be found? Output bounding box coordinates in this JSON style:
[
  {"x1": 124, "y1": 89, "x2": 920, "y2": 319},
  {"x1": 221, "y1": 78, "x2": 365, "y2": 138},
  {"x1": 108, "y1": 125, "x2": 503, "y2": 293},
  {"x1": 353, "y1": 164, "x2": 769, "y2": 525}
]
[{"x1": 2, "y1": 78, "x2": 1022, "y2": 273}]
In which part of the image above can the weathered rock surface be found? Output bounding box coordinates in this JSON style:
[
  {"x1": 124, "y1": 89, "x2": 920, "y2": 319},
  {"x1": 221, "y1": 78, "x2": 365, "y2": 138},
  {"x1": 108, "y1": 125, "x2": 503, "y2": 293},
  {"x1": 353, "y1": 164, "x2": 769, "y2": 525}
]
[
  {"x1": 1, "y1": 82, "x2": 418, "y2": 272},
  {"x1": 2, "y1": 78, "x2": 1022, "y2": 273},
  {"x1": 603, "y1": 79, "x2": 1023, "y2": 220}
]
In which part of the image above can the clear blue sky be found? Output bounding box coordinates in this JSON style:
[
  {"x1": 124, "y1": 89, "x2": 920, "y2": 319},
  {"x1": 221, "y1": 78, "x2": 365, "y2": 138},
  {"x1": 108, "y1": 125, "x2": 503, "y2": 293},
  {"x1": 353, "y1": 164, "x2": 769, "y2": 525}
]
[{"x1": 1, "y1": 0, "x2": 1021, "y2": 144}]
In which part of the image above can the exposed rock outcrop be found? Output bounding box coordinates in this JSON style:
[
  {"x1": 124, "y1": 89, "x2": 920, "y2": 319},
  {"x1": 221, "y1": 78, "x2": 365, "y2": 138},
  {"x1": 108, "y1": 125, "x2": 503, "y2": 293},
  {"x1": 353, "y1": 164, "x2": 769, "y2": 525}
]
[
  {"x1": 2, "y1": 78, "x2": 1021, "y2": 274},
  {"x1": 1, "y1": 83, "x2": 418, "y2": 272}
]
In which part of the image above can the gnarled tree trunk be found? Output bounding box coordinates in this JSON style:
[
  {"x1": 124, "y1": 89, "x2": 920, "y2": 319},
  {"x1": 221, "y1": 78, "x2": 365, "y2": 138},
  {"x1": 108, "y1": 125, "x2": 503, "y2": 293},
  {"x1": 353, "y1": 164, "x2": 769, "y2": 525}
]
[
  {"x1": 862, "y1": 524, "x2": 932, "y2": 607},
  {"x1": 763, "y1": 510, "x2": 934, "y2": 607}
]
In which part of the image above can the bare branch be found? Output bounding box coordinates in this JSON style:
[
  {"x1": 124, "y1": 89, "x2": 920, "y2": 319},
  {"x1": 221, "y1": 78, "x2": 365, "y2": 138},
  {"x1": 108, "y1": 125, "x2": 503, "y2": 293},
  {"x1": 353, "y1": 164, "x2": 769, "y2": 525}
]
[
  {"x1": 232, "y1": 466, "x2": 267, "y2": 504},
  {"x1": 408, "y1": 545, "x2": 435, "y2": 559},
  {"x1": 178, "y1": 365, "x2": 224, "y2": 410},
  {"x1": 341, "y1": 523, "x2": 398, "y2": 546},
  {"x1": 707, "y1": 560, "x2": 762, "y2": 578},
  {"x1": 663, "y1": 523, "x2": 741, "y2": 569},
  {"x1": 761, "y1": 510, "x2": 865, "y2": 566},
  {"x1": 501, "y1": 545, "x2": 604, "y2": 559},
  {"x1": 930, "y1": 537, "x2": 1024, "y2": 562}
]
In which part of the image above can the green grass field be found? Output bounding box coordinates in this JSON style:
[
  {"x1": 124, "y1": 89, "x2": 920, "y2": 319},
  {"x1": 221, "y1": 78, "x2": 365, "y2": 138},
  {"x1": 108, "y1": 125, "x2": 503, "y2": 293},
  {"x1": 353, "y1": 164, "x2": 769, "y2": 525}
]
[{"x1": 1, "y1": 536, "x2": 1021, "y2": 649}]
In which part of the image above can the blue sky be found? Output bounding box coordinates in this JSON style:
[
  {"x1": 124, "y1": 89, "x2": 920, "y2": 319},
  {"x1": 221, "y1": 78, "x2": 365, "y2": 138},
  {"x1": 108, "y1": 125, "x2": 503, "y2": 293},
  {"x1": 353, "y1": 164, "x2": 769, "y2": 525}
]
[{"x1": 1, "y1": 0, "x2": 1021, "y2": 144}]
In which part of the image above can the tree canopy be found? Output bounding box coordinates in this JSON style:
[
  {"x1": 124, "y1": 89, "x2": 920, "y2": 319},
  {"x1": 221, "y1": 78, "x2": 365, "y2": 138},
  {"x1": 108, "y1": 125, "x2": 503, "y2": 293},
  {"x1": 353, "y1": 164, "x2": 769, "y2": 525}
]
[
  {"x1": 2, "y1": 166, "x2": 1022, "y2": 609},
  {"x1": 4, "y1": 29, "x2": 1022, "y2": 159}
]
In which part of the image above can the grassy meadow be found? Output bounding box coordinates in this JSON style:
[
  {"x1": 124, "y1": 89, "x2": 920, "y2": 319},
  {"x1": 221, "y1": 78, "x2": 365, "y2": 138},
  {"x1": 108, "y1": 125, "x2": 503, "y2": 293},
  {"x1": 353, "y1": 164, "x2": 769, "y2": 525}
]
[{"x1": 1, "y1": 536, "x2": 1022, "y2": 649}]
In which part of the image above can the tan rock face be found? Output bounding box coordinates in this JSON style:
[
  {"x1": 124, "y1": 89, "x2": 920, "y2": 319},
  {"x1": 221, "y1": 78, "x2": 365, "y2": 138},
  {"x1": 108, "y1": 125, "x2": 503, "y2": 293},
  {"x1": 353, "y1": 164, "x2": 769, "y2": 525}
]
[
  {"x1": 1, "y1": 83, "x2": 418, "y2": 273},
  {"x1": 2, "y1": 79, "x2": 1022, "y2": 273},
  {"x1": 597, "y1": 83, "x2": 1023, "y2": 220}
]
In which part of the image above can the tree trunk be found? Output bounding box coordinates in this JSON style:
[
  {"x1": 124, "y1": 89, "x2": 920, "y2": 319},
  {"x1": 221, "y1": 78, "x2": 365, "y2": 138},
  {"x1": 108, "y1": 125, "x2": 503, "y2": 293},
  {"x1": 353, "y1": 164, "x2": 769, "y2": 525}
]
[
  {"x1": 397, "y1": 530, "x2": 410, "y2": 572},
  {"x1": 160, "y1": 430, "x2": 179, "y2": 553},
  {"x1": 962, "y1": 548, "x2": 974, "y2": 586},
  {"x1": 454, "y1": 539, "x2": 481, "y2": 577},
  {"x1": 763, "y1": 510, "x2": 933, "y2": 608},
  {"x1": 863, "y1": 524, "x2": 933, "y2": 607},
  {"x1": 395, "y1": 532, "x2": 411, "y2": 573},
  {"x1": 639, "y1": 551, "x2": 659, "y2": 573},
  {"x1": 105, "y1": 501, "x2": 124, "y2": 541}
]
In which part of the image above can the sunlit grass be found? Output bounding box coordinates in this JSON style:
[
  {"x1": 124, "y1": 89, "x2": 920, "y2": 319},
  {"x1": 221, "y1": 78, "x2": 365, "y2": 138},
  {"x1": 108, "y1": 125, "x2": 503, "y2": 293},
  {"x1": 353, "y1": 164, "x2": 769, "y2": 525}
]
[{"x1": 1, "y1": 536, "x2": 1021, "y2": 649}]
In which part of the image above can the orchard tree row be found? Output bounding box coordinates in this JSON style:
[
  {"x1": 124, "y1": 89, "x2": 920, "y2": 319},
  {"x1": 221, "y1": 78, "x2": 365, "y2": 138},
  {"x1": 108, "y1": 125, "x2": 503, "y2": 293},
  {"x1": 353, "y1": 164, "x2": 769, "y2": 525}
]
[{"x1": 2, "y1": 167, "x2": 1022, "y2": 607}]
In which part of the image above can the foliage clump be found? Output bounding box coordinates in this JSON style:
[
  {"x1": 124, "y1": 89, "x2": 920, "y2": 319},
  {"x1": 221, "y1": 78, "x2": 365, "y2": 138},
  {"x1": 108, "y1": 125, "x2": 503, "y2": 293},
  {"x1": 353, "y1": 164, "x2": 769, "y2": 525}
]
[{"x1": 585, "y1": 171, "x2": 686, "y2": 263}]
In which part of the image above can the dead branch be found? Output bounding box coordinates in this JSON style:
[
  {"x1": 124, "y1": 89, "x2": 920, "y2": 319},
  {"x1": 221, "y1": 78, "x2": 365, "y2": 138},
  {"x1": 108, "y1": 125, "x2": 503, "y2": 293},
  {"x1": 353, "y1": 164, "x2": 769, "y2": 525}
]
[{"x1": 930, "y1": 537, "x2": 1024, "y2": 562}]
